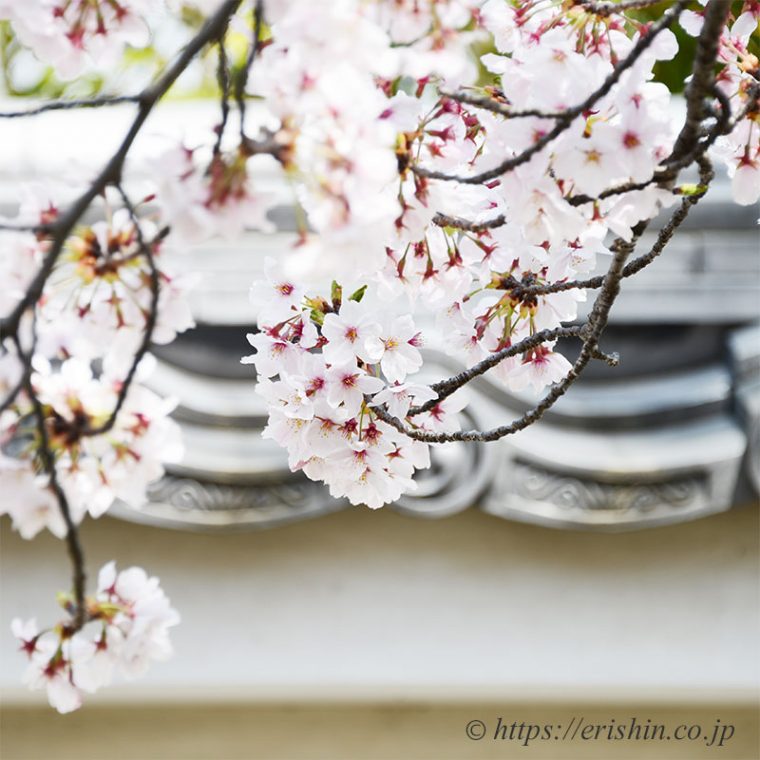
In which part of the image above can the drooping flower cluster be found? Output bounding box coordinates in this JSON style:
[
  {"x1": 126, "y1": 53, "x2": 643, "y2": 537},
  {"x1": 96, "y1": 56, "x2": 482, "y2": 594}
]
[
  {"x1": 242, "y1": 264, "x2": 473, "y2": 508},
  {"x1": 5, "y1": 186, "x2": 194, "y2": 363},
  {"x1": 0, "y1": 186, "x2": 190, "y2": 540},
  {"x1": 155, "y1": 144, "x2": 280, "y2": 243},
  {"x1": 1, "y1": 356, "x2": 183, "y2": 537},
  {"x1": 13, "y1": 562, "x2": 179, "y2": 713}
]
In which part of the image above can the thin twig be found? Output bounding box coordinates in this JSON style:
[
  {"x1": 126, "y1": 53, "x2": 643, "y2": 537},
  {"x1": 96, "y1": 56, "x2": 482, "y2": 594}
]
[
  {"x1": 80, "y1": 187, "x2": 160, "y2": 438},
  {"x1": 0, "y1": 333, "x2": 34, "y2": 415},
  {"x1": 235, "y1": 0, "x2": 264, "y2": 140},
  {"x1": 441, "y1": 90, "x2": 565, "y2": 120},
  {"x1": 0, "y1": 94, "x2": 140, "y2": 119},
  {"x1": 668, "y1": 0, "x2": 732, "y2": 166},
  {"x1": 214, "y1": 28, "x2": 232, "y2": 155},
  {"x1": 566, "y1": 176, "x2": 662, "y2": 207},
  {"x1": 578, "y1": 0, "x2": 668, "y2": 17},
  {"x1": 19, "y1": 332, "x2": 87, "y2": 628},
  {"x1": 408, "y1": 326, "x2": 585, "y2": 416}
]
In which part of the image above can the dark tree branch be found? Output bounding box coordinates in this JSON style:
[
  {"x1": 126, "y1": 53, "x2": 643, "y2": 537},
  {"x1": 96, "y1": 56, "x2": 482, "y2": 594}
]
[
  {"x1": 19, "y1": 330, "x2": 87, "y2": 629},
  {"x1": 566, "y1": 176, "x2": 662, "y2": 207},
  {"x1": 0, "y1": 332, "x2": 34, "y2": 415},
  {"x1": 668, "y1": 0, "x2": 732, "y2": 166}
]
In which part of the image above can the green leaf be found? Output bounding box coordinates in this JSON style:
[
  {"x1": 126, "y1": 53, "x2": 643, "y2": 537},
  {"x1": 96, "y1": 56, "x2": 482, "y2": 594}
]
[{"x1": 348, "y1": 285, "x2": 368, "y2": 303}]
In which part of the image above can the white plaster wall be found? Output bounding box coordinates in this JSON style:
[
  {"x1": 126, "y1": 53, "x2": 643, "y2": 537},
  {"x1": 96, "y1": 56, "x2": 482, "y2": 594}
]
[{"x1": 1, "y1": 504, "x2": 758, "y2": 705}]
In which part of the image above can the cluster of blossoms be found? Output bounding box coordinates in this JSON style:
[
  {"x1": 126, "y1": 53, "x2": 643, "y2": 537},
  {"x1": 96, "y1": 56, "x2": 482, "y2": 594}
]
[
  {"x1": 1, "y1": 356, "x2": 182, "y2": 536},
  {"x1": 1, "y1": 187, "x2": 190, "y2": 539},
  {"x1": 4, "y1": 186, "x2": 194, "y2": 360},
  {"x1": 12, "y1": 562, "x2": 179, "y2": 713},
  {"x1": 242, "y1": 0, "x2": 759, "y2": 509},
  {"x1": 243, "y1": 264, "x2": 470, "y2": 508},
  {"x1": 247, "y1": 0, "x2": 483, "y2": 273},
  {"x1": 0, "y1": 0, "x2": 152, "y2": 79},
  {"x1": 155, "y1": 143, "x2": 280, "y2": 243}
]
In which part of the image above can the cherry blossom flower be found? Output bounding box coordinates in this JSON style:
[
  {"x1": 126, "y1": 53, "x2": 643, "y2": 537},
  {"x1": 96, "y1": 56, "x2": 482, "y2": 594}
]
[
  {"x1": 0, "y1": 230, "x2": 45, "y2": 316},
  {"x1": 321, "y1": 301, "x2": 382, "y2": 366},
  {"x1": 508, "y1": 346, "x2": 573, "y2": 393},
  {"x1": 41, "y1": 206, "x2": 194, "y2": 357},
  {"x1": 553, "y1": 123, "x2": 628, "y2": 197},
  {"x1": 325, "y1": 364, "x2": 384, "y2": 417},
  {"x1": 12, "y1": 561, "x2": 178, "y2": 713},
  {"x1": 155, "y1": 145, "x2": 278, "y2": 243},
  {"x1": 0, "y1": 357, "x2": 183, "y2": 530},
  {"x1": 731, "y1": 152, "x2": 760, "y2": 206},
  {"x1": 242, "y1": 330, "x2": 300, "y2": 378},
  {"x1": 1, "y1": 0, "x2": 151, "y2": 80},
  {"x1": 366, "y1": 315, "x2": 424, "y2": 384},
  {"x1": 250, "y1": 259, "x2": 306, "y2": 326},
  {"x1": 417, "y1": 391, "x2": 469, "y2": 435},
  {"x1": 0, "y1": 457, "x2": 66, "y2": 540}
]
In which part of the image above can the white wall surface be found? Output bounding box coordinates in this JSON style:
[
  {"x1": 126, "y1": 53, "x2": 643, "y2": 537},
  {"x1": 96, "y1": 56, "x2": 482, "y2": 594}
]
[{"x1": 1, "y1": 503, "x2": 758, "y2": 706}]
